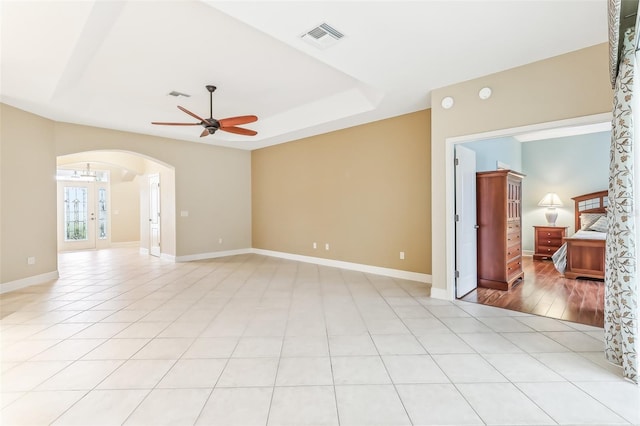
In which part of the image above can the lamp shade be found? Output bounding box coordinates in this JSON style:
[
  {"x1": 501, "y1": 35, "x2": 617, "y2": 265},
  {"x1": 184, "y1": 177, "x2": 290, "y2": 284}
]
[{"x1": 538, "y1": 192, "x2": 563, "y2": 207}]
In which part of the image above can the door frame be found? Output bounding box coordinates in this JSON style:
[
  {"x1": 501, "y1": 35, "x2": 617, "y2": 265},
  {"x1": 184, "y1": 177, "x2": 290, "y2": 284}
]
[
  {"x1": 148, "y1": 173, "x2": 161, "y2": 257},
  {"x1": 443, "y1": 112, "x2": 611, "y2": 300}
]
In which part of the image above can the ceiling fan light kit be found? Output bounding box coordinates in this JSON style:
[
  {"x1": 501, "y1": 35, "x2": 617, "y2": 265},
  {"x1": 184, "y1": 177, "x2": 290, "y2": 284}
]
[{"x1": 152, "y1": 85, "x2": 258, "y2": 137}]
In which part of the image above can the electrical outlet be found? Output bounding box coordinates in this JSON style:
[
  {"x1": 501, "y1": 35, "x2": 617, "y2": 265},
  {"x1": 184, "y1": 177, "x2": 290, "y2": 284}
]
[
  {"x1": 325, "y1": 243, "x2": 330, "y2": 251},
  {"x1": 180, "y1": 210, "x2": 189, "y2": 217},
  {"x1": 27, "y1": 256, "x2": 36, "y2": 265},
  {"x1": 218, "y1": 238, "x2": 223, "y2": 244},
  {"x1": 313, "y1": 242, "x2": 317, "y2": 249},
  {"x1": 400, "y1": 251, "x2": 405, "y2": 260}
]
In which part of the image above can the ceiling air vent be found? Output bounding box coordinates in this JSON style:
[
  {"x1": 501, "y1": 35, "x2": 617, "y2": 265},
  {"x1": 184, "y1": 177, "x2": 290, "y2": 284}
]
[
  {"x1": 301, "y1": 22, "x2": 344, "y2": 49},
  {"x1": 168, "y1": 91, "x2": 190, "y2": 97}
]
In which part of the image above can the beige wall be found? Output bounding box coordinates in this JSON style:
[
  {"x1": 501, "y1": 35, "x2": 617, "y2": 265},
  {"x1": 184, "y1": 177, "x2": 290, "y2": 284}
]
[
  {"x1": 1, "y1": 104, "x2": 58, "y2": 283},
  {"x1": 110, "y1": 175, "x2": 140, "y2": 243},
  {"x1": 252, "y1": 110, "x2": 431, "y2": 274},
  {"x1": 430, "y1": 43, "x2": 613, "y2": 296}
]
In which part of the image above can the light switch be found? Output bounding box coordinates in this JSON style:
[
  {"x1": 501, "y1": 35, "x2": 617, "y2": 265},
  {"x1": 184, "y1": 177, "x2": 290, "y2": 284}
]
[{"x1": 180, "y1": 210, "x2": 189, "y2": 217}]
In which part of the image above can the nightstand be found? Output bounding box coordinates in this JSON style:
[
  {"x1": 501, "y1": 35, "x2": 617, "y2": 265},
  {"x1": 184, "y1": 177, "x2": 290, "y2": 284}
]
[{"x1": 533, "y1": 226, "x2": 568, "y2": 260}]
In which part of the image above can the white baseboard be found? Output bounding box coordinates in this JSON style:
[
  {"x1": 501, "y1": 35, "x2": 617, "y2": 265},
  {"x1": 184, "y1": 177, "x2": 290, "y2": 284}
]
[
  {"x1": 111, "y1": 241, "x2": 139, "y2": 248},
  {"x1": 429, "y1": 287, "x2": 451, "y2": 300},
  {"x1": 175, "y1": 249, "x2": 252, "y2": 262},
  {"x1": 160, "y1": 253, "x2": 176, "y2": 262},
  {"x1": 139, "y1": 247, "x2": 174, "y2": 261},
  {"x1": 251, "y1": 249, "x2": 431, "y2": 283},
  {"x1": 0, "y1": 270, "x2": 59, "y2": 295},
  {"x1": 522, "y1": 250, "x2": 534, "y2": 257}
]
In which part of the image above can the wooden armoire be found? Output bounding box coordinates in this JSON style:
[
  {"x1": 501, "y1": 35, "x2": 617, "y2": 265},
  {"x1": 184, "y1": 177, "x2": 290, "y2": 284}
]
[{"x1": 476, "y1": 170, "x2": 525, "y2": 290}]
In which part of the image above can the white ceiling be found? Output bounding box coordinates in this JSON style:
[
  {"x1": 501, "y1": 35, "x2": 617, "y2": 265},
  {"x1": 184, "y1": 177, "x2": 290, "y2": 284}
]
[{"x1": 0, "y1": 1, "x2": 607, "y2": 151}]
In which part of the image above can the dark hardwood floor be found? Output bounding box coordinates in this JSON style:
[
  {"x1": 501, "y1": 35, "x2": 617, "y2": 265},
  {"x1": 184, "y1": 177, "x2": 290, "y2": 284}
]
[{"x1": 460, "y1": 256, "x2": 605, "y2": 328}]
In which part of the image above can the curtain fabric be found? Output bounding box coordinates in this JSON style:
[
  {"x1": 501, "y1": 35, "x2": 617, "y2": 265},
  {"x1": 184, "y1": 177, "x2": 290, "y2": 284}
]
[
  {"x1": 609, "y1": 0, "x2": 622, "y2": 88},
  {"x1": 605, "y1": 27, "x2": 639, "y2": 384}
]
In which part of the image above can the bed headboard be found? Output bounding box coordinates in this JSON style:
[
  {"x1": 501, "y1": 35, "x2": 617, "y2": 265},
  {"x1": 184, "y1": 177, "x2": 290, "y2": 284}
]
[{"x1": 571, "y1": 190, "x2": 609, "y2": 232}]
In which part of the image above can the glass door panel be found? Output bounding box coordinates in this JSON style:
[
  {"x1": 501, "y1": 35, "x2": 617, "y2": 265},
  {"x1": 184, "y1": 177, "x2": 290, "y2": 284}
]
[
  {"x1": 57, "y1": 168, "x2": 111, "y2": 252},
  {"x1": 64, "y1": 186, "x2": 89, "y2": 241},
  {"x1": 59, "y1": 182, "x2": 95, "y2": 251},
  {"x1": 95, "y1": 182, "x2": 110, "y2": 250}
]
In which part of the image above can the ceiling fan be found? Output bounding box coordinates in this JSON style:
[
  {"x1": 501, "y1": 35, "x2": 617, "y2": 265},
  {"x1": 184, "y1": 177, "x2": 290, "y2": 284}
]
[{"x1": 152, "y1": 85, "x2": 258, "y2": 137}]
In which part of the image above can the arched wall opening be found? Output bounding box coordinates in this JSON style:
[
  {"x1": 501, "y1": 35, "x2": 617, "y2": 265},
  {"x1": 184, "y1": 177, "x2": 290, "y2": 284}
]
[
  {"x1": 1, "y1": 104, "x2": 251, "y2": 292},
  {"x1": 56, "y1": 151, "x2": 176, "y2": 258}
]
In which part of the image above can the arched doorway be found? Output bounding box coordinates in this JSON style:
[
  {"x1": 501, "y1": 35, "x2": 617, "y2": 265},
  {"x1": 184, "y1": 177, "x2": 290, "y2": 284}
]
[{"x1": 56, "y1": 151, "x2": 176, "y2": 258}]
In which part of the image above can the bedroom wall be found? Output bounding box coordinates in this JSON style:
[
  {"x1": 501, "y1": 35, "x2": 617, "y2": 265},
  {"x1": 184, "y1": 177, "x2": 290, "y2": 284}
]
[
  {"x1": 458, "y1": 131, "x2": 610, "y2": 253},
  {"x1": 460, "y1": 137, "x2": 522, "y2": 173},
  {"x1": 521, "y1": 131, "x2": 610, "y2": 250},
  {"x1": 252, "y1": 110, "x2": 431, "y2": 275},
  {"x1": 431, "y1": 42, "x2": 613, "y2": 298}
]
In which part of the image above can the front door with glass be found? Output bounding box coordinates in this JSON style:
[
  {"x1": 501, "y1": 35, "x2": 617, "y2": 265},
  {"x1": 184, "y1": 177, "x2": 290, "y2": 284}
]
[{"x1": 57, "y1": 169, "x2": 110, "y2": 251}]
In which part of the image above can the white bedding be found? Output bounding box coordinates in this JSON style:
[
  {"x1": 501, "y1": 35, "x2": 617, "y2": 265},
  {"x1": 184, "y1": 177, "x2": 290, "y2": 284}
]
[
  {"x1": 565, "y1": 229, "x2": 607, "y2": 240},
  {"x1": 552, "y1": 230, "x2": 606, "y2": 274}
]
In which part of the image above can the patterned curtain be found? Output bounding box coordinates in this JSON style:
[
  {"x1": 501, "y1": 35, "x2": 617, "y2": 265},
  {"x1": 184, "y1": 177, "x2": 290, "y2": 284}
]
[
  {"x1": 605, "y1": 27, "x2": 638, "y2": 384},
  {"x1": 608, "y1": 0, "x2": 621, "y2": 88}
]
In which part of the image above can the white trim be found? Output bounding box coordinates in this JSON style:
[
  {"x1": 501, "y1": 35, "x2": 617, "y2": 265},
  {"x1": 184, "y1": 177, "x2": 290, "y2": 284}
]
[
  {"x1": 252, "y1": 249, "x2": 431, "y2": 283},
  {"x1": 160, "y1": 253, "x2": 176, "y2": 262},
  {"x1": 447, "y1": 112, "x2": 612, "y2": 145},
  {"x1": 444, "y1": 112, "x2": 611, "y2": 301},
  {"x1": 0, "y1": 271, "x2": 59, "y2": 295},
  {"x1": 429, "y1": 287, "x2": 450, "y2": 300},
  {"x1": 111, "y1": 241, "x2": 139, "y2": 248},
  {"x1": 169, "y1": 247, "x2": 431, "y2": 284},
  {"x1": 139, "y1": 247, "x2": 149, "y2": 255},
  {"x1": 175, "y1": 249, "x2": 252, "y2": 262},
  {"x1": 522, "y1": 251, "x2": 534, "y2": 257}
]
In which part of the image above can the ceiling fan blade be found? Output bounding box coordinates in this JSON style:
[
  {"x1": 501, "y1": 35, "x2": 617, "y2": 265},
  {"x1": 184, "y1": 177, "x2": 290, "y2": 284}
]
[
  {"x1": 218, "y1": 115, "x2": 258, "y2": 127},
  {"x1": 177, "y1": 105, "x2": 209, "y2": 123},
  {"x1": 151, "y1": 121, "x2": 201, "y2": 126},
  {"x1": 200, "y1": 129, "x2": 210, "y2": 137},
  {"x1": 219, "y1": 126, "x2": 257, "y2": 136}
]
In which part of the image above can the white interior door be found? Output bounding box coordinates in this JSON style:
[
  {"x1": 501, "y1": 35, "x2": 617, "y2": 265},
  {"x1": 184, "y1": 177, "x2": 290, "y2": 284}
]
[
  {"x1": 149, "y1": 174, "x2": 161, "y2": 257},
  {"x1": 455, "y1": 145, "x2": 478, "y2": 298}
]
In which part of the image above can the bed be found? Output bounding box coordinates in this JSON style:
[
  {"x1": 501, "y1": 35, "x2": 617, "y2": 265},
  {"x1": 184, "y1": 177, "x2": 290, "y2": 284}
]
[{"x1": 552, "y1": 191, "x2": 608, "y2": 280}]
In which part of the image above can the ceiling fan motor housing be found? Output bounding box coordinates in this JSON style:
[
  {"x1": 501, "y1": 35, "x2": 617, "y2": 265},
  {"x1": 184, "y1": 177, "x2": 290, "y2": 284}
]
[{"x1": 205, "y1": 118, "x2": 220, "y2": 133}]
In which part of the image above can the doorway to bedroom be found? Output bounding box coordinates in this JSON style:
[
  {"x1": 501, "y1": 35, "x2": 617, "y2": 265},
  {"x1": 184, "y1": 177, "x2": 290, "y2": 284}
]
[{"x1": 453, "y1": 121, "x2": 610, "y2": 328}]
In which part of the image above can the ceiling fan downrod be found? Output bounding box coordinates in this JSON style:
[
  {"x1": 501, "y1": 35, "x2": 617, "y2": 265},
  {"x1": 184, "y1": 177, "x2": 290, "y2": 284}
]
[{"x1": 206, "y1": 85, "x2": 216, "y2": 119}]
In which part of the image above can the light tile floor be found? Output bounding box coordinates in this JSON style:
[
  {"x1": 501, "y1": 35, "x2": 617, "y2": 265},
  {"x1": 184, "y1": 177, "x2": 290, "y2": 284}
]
[{"x1": 1, "y1": 248, "x2": 638, "y2": 426}]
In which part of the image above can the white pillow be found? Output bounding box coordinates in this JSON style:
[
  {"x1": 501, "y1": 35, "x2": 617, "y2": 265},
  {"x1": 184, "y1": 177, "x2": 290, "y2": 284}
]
[
  {"x1": 580, "y1": 213, "x2": 604, "y2": 230},
  {"x1": 588, "y1": 216, "x2": 608, "y2": 233}
]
